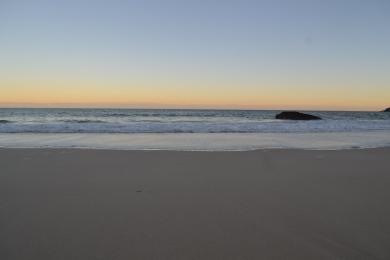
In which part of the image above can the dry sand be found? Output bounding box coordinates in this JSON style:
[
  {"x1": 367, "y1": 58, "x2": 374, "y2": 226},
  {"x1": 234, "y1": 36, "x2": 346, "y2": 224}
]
[{"x1": 1, "y1": 148, "x2": 390, "y2": 260}]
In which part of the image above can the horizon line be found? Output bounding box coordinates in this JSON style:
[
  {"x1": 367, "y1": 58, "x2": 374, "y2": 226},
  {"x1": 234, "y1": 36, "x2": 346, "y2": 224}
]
[{"x1": 0, "y1": 106, "x2": 387, "y2": 112}]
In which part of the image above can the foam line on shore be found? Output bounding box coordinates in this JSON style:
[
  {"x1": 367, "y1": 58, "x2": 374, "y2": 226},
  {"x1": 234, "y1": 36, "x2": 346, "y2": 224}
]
[{"x1": 0, "y1": 132, "x2": 390, "y2": 151}]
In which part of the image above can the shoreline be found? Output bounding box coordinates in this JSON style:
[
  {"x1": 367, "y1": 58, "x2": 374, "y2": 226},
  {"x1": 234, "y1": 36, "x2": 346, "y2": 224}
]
[
  {"x1": 1, "y1": 146, "x2": 390, "y2": 152},
  {"x1": 1, "y1": 131, "x2": 390, "y2": 151}
]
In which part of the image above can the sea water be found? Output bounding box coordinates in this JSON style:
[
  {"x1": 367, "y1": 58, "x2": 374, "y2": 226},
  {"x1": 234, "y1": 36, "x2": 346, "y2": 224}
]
[{"x1": 0, "y1": 108, "x2": 389, "y2": 150}]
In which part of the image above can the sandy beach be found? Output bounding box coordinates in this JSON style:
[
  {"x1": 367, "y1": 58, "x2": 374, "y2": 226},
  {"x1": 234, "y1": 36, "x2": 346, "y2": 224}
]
[{"x1": 1, "y1": 148, "x2": 390, "y2": 260}]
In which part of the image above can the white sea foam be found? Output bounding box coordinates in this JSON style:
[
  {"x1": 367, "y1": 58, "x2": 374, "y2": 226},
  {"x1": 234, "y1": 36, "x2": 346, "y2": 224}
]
[{"x1": 0, "y1": 132, "x2": 389, "y2": 150}]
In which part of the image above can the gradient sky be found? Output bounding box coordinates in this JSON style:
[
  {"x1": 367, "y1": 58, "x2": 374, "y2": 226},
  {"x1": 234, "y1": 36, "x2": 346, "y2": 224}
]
[{"x1": 1, "y1": 0, "x2": 389, "y2": 110}]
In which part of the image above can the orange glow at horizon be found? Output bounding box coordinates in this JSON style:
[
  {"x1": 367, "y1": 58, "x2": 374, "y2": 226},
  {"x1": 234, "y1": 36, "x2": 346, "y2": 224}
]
[{"x1": 1, "y1": 78, "x2": 389, "y2": 111}]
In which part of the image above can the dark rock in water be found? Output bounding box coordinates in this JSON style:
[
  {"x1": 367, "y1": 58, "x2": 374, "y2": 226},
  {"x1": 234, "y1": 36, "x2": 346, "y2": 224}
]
[
  {"x1": 0, "y1": 120, "x2": 11, "y2": 123},
  {"x1": 276, "y1": 111, "x2": 321, "y2": 120},
  {"x1": 383, "y1": 108, "x2": 390, "y2": 112}
]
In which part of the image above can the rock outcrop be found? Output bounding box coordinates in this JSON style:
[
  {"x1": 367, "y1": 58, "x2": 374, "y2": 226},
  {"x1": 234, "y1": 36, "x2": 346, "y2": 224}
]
[{"x1": 275, "y1": 111, "x2": 321, "y2": 120}]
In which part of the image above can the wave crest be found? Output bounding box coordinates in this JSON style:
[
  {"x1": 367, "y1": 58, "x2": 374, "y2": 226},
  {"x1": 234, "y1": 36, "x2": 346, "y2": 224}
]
[{"x1": 61, "y1": 120, "x2": 107, "y2": 123}]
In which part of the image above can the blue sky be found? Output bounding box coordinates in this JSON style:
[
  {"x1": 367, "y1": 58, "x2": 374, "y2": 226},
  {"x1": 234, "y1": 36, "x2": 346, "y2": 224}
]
[{"x1": 1, "y1": 0, "x2": 389, "y2": 109}]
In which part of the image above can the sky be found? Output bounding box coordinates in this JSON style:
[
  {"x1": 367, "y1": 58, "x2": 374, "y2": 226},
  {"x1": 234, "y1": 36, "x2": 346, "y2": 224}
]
[{"x1": 0, "y1": 0, "x2": 389, "y2": 110}]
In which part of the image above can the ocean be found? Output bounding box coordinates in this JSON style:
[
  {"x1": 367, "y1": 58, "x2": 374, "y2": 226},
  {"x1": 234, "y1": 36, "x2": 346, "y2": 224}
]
[
  {"x1": 1, "y1": 108, "x2": 390, "y2": 133},
  {"x1": 0, "y1": 108, "x2": 390, "y2": 150}
]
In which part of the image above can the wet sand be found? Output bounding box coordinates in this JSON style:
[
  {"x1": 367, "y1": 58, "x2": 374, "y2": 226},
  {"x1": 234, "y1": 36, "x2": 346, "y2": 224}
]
[{"x1": 1, "y1": 148, "x2": 390, "y2": 259}]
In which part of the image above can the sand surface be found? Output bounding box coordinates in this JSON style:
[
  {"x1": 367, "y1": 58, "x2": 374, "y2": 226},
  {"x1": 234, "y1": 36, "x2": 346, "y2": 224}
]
[{"x1": 1, "y1": 148, "x2": 390, "y2": 260}]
